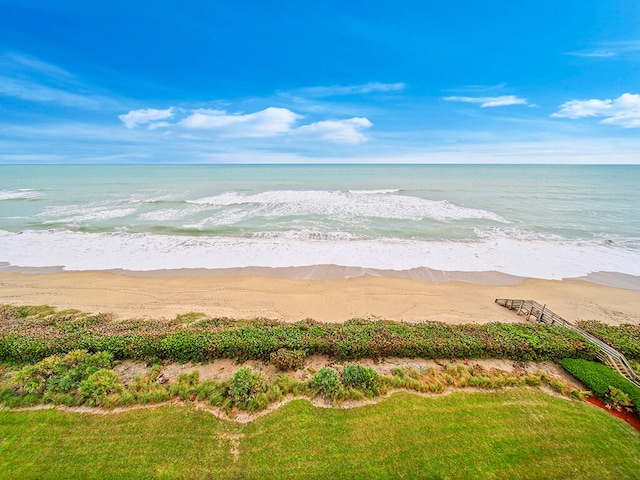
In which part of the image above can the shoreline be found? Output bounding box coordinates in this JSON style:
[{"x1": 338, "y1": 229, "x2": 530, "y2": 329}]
[
  {"x1": 1, "y1": 268, "x2": 639, "y2": 325},
  {"x1": 2, "y1": 262, "x2": 640, "y2": 290}
]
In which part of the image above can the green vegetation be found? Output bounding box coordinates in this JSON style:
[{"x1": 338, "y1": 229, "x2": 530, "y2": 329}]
[
  {"x1": 228, "y1": 366, "x2": 267, "y2": 411},
  {"x1": 1, "y1": 390, "x2": 638, "y2": 479},
  {"x1": 0, "y1": 350, "x2": 115, "y2": 407},
  {"x1": 606, "y1": 386, "x2": 634, "y2": 412},
  {"x1": 1, "y1": 351, "x2": 586, "y2": 412},
  {"x1": 576, "y1": 320, "x2": 640, "y2": 361},
  {"x1": 2, "y1": 307, "x2": 639, "y2": 477},
  {"x1": 342, "y1": 363, "x2": 377, "y2": 391},
  {"x1": 0, "y1": 305, "x2": 600, "y2": 364},
  {"x1": 310, "y1": 366, "x2": 342, "y2": 398},
  {"x1": 560, "y1": 358, "x2": 640, "y2": 414},
  {"x1": 269, "y1": 347, "x2": 307, "y2": 370},
  {"x1": 78, "y1": 369, "x2": 123, "y2": 406}
]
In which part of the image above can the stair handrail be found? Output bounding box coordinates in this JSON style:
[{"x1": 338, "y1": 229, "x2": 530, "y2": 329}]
[{"x1": 495, "y1": 298, "x2": 640, "y2": 387}]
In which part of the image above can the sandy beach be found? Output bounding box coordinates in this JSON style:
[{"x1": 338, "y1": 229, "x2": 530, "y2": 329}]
[{"x1": 1, "y1": 269, "x2": 638, "y2": 325}]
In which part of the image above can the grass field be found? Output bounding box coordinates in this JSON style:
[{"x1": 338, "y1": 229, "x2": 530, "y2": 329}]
[{"x1": 1, "y1": 389, "x2": 639, "y2": 479}]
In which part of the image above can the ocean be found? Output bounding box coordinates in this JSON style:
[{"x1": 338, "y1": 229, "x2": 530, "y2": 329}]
[{"x1": 1, "y1": 164, "x2": 639, "y2": 284}]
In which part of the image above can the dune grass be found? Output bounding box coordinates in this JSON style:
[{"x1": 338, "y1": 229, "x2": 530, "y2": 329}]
[{"x1": 1, "y1": 389, "x2": 638, "y2": 479}]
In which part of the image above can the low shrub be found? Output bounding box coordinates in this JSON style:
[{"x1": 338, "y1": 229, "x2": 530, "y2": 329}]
[
  {"x1": 12, "y1": 350, "x2": 113, "y2": 395},
  {"x1": 1, "y1": 305, "x2": 601, "y2": 364},
  {"x1": 605, "y1": 386, "x2": 633, "y2": 412},
  {"x1": 78, "y1": 369, "x2": 123, "y2": 406},
  {"x1": 228, "y1": 366, "x2": 266, "y2": 409},
  {"x1": 342, "y1": 364, "x2": 377, "y2": 391},
  {"x1": 270, "y1": 348, "x2": 306, "y2": 371},
  {"x1": 0, "y1": 350, "x2": 593, "y2": 413},
  {"x1": 310, "y1": 367, "x2": 342, "y2": 397}
]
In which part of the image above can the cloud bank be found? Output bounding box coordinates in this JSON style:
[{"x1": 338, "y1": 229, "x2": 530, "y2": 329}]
[{"x1": 551, "y1": 93, "x2": 640, "y2": 128}]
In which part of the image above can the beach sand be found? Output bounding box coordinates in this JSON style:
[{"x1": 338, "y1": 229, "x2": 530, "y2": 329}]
[{"x1": 1, "y1": 269, "x2": 638, "y2": 325}]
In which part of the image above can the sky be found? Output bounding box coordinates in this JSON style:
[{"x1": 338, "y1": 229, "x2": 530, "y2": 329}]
[{"x1": 1, "y1": 1, "x2": 640, "y2": 164}]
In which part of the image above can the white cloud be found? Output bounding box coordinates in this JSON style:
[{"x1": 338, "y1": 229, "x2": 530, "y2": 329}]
[
  {"x1": 295, "y1": 118, "x2": 373, "y2": 144},
  {"x1": 567, "y1": 41, "x2": 640, "y2": 58},
  {"x1": 0, "y1": 78, "x2": 106, "y2": 108},
  {"x1": 119, "y1": 106, "x2": 374, "y2": 144},
  {"x1": 443, "y1": 95, "x2": 528, "y2": 107},
  {"x1": 0, "y1": 52, "x2": 118, "y2": 109},
  {"x1": 551, "y1": 93, "x2": 640, "y2": 128},
  {"x1": 180, "y1": 107, "x2": 301, "y2": 137},
  {"x1": 568, "y1": 50, "x2": 617, "y2": 58},
  {"x1": 119, "y1": 108, "x2": 175, "y2": 129},
  {"x1": 0, "y1": 153, "x2": 64, "y2": 162},
  {"x1": 1, "y1": 52, "x2": 75, "y2": 80},
  {"x1": 286, "y1": 82, "x2": 406, "y2": 98},
  {"x1": 550, "y1": 99, "x2": 612, "y2": 118}
]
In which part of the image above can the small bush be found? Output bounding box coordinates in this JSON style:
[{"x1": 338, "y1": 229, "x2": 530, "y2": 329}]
[
  {"x1": 605, "y1": 386, "x2": 633, "y2": 412},
  {"x1": 342, "y1": 364, "x2": 377, "y2": 391},
  {"x1": 228, "y1": 366, "x2": 266, "y2": 408},
  {"x1": 11, "y1": 350, "x2": 113, "y2": 396},
  {"x1": 310, "y1": 367, "x2": 342, "y2": 397},
  {"x1": 78, "y1": 369, "x2": 123, "y2": 406},
  {"x1": 270, "y1": 348, "x2": 306, "y2": 371}
]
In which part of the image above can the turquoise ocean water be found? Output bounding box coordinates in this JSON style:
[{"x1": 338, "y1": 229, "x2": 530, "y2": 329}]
[{"x1": 1, "y1": 165, "x2": 639, "y2": 282}]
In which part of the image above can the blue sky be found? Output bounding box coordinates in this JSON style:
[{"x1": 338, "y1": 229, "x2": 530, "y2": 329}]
[{"x1": 1, "y1": 1, "x2": 640, "y2": 164}]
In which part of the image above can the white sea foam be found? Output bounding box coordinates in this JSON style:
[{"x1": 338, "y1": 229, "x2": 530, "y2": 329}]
[
  {"x1": 347, "y1": 189, "x2": 400, "y2": 194},
  {"x1": 473, "y1": 227, "x2": 567, "y2": 242},
  {"x1": 187, "y1": 190, "x2": 507, "y2": 223},
  {"x1": 39, "y1": 204, "x2": 137, "y2": 224},
  {"x1": 246, "y1": 230, "x2": 368, "y2": 241},
  {"x1": 1, "y1": 229, "x2": 639, "y2": 280},
  {"x1": 0, "y1": 189, "x2": 42, "y2": 200},
  {"x1": 138, "y1": 206, "x2": 205, "y2": 222}
]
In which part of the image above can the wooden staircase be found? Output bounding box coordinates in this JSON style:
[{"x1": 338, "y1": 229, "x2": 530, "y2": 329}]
[{"x1": 495, "y1": 298, "x2": 640, "y2": 388}]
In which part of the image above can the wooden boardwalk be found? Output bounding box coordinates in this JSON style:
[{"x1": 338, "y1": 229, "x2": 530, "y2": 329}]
[{"x1": 495, "y1": 298, "x2": 640, "y2": 388}]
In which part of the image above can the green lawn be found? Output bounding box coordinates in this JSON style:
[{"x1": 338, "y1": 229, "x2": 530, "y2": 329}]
[{"x1": 1, "y1": 390, "x2": 639, "y2": 479}]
